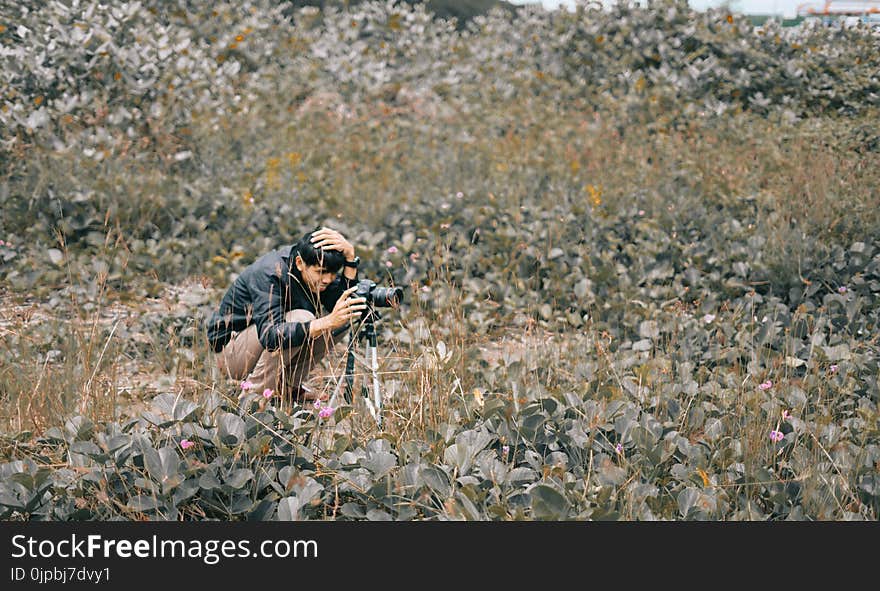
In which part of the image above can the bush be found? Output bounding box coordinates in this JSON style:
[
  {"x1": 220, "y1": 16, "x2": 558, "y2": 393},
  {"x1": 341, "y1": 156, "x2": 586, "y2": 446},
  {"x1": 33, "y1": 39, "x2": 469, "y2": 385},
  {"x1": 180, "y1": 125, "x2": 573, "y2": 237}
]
[{"x1": 1, "y1": 0, "x2": 878, "y2": 521}]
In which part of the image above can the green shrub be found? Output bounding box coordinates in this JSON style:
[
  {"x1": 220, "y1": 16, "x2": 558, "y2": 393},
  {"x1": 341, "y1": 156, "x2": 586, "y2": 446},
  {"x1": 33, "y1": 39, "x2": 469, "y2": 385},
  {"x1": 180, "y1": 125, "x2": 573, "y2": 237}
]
[{"x1": 1, "y1": 0, "x2": 878, "y2": 521}]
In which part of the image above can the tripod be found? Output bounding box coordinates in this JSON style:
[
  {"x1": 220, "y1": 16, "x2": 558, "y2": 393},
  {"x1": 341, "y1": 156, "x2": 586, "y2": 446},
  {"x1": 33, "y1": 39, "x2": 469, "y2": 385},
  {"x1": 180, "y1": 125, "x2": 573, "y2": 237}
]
[{"x1": 330, "y1": 307, "x2": 385, "y2": 427}]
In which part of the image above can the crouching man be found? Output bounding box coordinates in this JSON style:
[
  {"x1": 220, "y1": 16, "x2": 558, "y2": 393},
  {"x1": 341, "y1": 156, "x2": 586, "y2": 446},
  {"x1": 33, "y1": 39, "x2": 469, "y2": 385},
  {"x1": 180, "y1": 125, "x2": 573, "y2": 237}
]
[{"x1": 205, "y1": 226, "x2": 366, "y2": 405}]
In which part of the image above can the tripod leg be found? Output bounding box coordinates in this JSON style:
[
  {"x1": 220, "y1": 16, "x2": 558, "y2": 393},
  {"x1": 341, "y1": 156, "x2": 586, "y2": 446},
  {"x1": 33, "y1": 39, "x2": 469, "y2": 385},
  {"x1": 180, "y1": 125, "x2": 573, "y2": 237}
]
[
  {"x1": 343, "y1": 344, "x2": 356, "y2": 404},
  {"x1": 370, "y1": 343, "x2": 381, "y2": 427},
  {"x1": 360, "y1": 343, "x2": 382, "y2": 426},
  {"x1": 329, "y1": 329, "x2": 356, "y2": 409}
]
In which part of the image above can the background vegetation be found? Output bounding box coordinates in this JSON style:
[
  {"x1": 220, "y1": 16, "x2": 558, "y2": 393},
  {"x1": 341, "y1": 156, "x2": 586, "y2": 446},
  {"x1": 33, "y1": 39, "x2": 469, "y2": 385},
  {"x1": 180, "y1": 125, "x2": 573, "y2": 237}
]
[{"x1": 1, "y1": 0, "x2": 878, "y2": 520}]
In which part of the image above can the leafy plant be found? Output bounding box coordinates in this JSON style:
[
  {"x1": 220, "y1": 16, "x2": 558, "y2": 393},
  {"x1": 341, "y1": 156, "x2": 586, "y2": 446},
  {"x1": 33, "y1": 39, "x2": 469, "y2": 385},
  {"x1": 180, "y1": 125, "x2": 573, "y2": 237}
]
[{"x1": 1, "y1": 0, "x2": 878, "y2": 520}]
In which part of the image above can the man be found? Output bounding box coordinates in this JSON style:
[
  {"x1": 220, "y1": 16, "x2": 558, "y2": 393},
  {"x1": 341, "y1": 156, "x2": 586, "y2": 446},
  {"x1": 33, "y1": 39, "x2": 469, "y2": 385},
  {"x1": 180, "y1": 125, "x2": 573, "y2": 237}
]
[{"x1": 206, "y1": 226, "x2": 367, "y2": 404}]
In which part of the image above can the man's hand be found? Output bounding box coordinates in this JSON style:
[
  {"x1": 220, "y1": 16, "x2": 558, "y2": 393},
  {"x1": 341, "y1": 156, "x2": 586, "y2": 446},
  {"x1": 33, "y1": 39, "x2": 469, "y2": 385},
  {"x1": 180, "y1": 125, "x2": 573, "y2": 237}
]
[
  {"x1": 310, "y1": 286, "x2": 366, "y2": 335},
  {"x1": 311, "y1": 227, "x2": 356, "y2": 262}
]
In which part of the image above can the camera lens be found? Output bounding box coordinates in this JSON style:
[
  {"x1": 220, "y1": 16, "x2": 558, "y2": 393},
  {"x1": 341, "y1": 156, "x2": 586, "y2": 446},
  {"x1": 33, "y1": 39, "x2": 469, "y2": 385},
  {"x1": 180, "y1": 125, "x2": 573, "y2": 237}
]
[
  {"x1": 354, "y1": 279, "x2": 403, "y2": 308},
  {"x1": 371, "y1": 286, "x2": 404, "y2": 307}
]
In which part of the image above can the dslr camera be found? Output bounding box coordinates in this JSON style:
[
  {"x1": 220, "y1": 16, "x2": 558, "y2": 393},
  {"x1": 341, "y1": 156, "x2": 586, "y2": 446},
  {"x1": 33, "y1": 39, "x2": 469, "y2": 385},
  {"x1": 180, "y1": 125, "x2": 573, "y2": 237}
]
[{"x1": 355, "y1": 279, "x2": 404, "y2": 308}]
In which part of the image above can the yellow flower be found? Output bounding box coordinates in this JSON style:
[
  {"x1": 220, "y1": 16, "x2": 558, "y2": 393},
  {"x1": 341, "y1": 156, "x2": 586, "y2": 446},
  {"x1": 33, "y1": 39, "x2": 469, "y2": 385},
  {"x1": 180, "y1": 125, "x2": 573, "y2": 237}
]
[
  {"x1": 585, "y1": 184, "x2": 602, "y2": 207},
  {"x1": 266, "y1": 157, "x2": 281, "y2": 191},
  {"x1": 697, "y1": 468, "x2": 710, "y2": 487}
]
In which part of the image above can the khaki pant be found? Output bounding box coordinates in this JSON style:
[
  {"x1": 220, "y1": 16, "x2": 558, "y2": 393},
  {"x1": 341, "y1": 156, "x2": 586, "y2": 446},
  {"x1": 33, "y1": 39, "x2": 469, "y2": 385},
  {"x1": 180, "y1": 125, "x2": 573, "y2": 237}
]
[{"x1": 216, "y1": 309, "x2": 334, "y2": 402}]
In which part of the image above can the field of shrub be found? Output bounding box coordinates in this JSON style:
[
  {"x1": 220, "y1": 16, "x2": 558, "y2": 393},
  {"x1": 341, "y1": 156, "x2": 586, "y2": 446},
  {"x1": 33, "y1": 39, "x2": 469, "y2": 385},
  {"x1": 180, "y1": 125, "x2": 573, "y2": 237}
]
[{"x1": 1, "y1": 0, "x2": 878, "y2": 520}]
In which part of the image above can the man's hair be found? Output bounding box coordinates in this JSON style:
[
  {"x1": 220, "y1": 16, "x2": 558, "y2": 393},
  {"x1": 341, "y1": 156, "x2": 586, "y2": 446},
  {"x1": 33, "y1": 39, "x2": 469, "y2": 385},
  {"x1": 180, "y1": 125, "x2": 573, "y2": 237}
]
[{"x1": 295, "y1": 228, "x2": 346, "y2": 273}]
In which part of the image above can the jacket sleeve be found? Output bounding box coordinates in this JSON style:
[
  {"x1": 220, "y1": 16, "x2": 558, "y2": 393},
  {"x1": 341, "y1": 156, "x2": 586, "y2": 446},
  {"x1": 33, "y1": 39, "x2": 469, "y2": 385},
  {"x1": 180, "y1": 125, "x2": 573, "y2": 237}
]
[
  {"x1": 205, "y1": 280, "x2": 242, "y2": 352},
  {"x1": 249, "y1": 272, "x2": 310, "y2": 352},
  {"x1": 205, "y1": 309, "x2": 229, "y2": 352}
]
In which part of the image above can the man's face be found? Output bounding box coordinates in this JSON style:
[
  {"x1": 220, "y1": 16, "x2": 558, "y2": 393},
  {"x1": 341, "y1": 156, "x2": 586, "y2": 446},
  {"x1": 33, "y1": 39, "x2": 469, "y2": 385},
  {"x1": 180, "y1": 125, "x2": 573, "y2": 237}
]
[{"x1": 297, "y1": 257, "x2": 336, "y2": 294}]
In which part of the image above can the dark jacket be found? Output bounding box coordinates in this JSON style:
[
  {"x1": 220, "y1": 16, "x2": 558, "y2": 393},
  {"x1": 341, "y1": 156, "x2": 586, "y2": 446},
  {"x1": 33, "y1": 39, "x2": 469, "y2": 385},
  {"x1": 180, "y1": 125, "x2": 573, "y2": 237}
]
[{"x1": 205, "y1": 245, "x2": 357, "y2": 353}]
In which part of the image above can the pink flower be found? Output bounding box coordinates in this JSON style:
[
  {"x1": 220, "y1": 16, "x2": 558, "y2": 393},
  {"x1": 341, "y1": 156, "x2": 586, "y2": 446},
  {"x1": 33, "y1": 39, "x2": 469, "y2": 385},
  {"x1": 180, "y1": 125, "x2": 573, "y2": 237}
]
[
  {"x1": 456, "y1": 191, "x2": 464, "y2": 199},
  {"x1": 180, "y1": 439, "x2": 194, "y2": 450},
  {"x1": 421, "y1": 285, "x2": 430, "y2": 293},
  {"x1": 385, "y1": 261, "x2": 393, "y2": 268},
  {"x1": 409, "y1": 252, "x2": 420, "y2": 262},
  {"x1": 318, "y1": 406, "x2": 335, "y2": 419},
  {"x1": 0, "y1": 240, "x2": 6, "y2": 246},
  {"x1": 387, "y1": 246, "x2": 398, "y2": 254},
  {"x1": 262, "y1": 388, "x2": 273, "y2": 399},
  {"x1": 313, "y1": 399, "x2": 323, "y2": 409},
  {"x1": 241, "y1": 380, "x2": 255, "y2": 391},
  {"x1": 758, "y1": 380, "x2": 772, "y2": 390},
  {"x1": 502, "y1": 445, "x2": 510, "y2": 456},
  {"x1": 769, "y1": 430, "x2": 784, "y2": 443},
  {"x1": 782, "y1": 410, "x2": 791, "y2": 421},
  {"x1": 829, "y1": 364, "x2": 839, "y2": 373},
  {"x1": 615, "y1": 443, "x2": 623, "y2": 454},
  {"x1": 838, "y1": 286, "x2": 847, "y2": 294},
  {"x1": 637, "y1": 210, "x2": 645, "y2": 216}
]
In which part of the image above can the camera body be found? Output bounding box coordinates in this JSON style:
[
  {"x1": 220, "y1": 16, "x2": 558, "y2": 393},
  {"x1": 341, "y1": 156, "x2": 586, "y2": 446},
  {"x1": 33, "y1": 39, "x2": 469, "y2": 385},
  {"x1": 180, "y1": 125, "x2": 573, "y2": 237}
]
[{"x1": 355, "y1": 279, "x2": 403, "y2": 308}]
